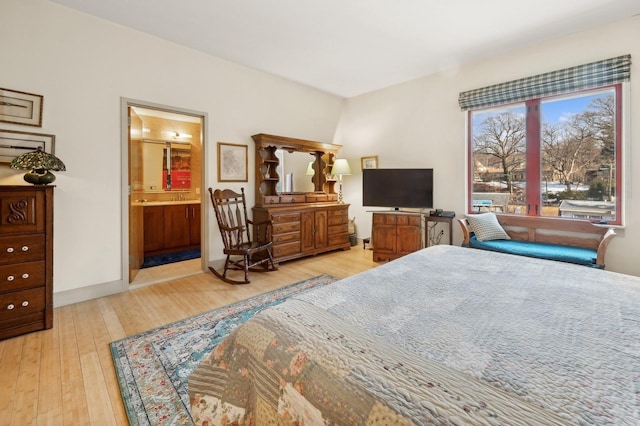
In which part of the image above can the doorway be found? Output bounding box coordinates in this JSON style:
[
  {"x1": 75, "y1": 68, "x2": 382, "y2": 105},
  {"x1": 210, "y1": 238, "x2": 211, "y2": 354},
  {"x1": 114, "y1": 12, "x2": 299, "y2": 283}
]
[{"x1": 121, "y1": 98, "x2": 208, "y2": 289}]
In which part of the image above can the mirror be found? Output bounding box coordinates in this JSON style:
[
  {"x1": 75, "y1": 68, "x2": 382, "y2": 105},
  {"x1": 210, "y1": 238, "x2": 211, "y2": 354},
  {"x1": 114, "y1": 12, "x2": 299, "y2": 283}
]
[
  {"x1": 142, "y1": 140, "x2": 192, "y2": 192},
  {"x1": 275, "y1": 149, "x2": 317, "y2": 193}
]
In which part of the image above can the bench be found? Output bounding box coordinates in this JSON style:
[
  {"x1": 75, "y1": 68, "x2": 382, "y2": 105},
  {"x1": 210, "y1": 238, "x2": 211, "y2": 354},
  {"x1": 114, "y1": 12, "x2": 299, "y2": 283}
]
[{"x1": 458, "y1": 214, "x2": 616, "y2": 269}]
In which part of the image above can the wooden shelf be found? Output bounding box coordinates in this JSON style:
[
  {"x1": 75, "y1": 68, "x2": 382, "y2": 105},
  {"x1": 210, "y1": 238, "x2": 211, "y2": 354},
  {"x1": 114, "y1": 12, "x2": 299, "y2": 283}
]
[{"x1": 252, "y1": 133, "x2": 342, "y2": 207}]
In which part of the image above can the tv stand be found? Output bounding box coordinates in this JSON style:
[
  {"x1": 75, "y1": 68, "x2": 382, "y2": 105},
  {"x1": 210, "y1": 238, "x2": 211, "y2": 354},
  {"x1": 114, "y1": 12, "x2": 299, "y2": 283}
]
[{"x1": 371, "y1": 211, "x2": 421, "y2": 262}]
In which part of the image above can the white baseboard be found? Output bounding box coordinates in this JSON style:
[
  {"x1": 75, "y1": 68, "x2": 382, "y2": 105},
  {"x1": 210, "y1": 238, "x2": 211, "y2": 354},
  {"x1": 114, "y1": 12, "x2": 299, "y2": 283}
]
[{"x1": 54, "y1": 279, "x2": 124, "y2": 308}]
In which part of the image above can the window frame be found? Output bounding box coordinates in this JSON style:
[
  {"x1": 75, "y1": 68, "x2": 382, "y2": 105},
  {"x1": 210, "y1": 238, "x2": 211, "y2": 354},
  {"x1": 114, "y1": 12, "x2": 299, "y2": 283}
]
[{"x1": 466, "y1": 83, "x2": 623, "y2": 225}]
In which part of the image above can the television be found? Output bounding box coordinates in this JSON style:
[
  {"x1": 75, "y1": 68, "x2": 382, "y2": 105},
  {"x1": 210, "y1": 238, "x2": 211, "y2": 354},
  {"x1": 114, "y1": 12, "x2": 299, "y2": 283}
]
[{"x1": 363, "y1": 168, "x2": 433, "y2": 210}]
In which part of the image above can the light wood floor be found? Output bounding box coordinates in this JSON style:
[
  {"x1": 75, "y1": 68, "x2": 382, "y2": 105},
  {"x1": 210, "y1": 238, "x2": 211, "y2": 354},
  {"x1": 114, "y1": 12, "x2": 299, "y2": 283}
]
[{"x1": 0, "y1": 246, "x2": 378, "y2": 425}]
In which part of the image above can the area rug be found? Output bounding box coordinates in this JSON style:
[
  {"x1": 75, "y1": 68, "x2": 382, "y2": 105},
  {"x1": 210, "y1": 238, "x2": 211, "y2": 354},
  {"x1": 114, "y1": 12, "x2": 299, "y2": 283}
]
[
  {"x1": 110, "y1": 274, "x2": 337, "y2": 426},
  {"x1": 141, "y1": 248, "x2": 201, "y2": 269}
]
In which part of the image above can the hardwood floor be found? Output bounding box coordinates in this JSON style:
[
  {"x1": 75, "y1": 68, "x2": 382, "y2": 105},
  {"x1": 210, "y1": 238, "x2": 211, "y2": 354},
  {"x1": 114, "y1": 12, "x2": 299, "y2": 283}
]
[{"x1": 0, "y1": 246, "x2": 378, "y2": 425}]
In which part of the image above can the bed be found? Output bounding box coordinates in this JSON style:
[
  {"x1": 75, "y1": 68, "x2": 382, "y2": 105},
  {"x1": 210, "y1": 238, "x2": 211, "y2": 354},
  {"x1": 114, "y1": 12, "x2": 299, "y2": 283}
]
[{"x1": 189, "y1": 245, "x2": 640, "y2": 425}]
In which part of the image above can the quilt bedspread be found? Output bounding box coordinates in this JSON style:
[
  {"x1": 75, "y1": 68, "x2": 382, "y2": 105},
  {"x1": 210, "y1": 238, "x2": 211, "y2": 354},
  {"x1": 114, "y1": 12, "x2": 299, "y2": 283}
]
[
  {"x1": 189, "y1": 300, "x2": 566, "y2": 424},
  {"x1": 190, "y1": 245, "x2": 640, "y2": 424}
]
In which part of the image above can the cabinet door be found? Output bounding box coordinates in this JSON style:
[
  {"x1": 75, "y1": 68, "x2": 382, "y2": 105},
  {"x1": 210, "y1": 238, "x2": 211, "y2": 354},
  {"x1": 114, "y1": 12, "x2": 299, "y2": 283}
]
[
  {"x1": 397, "y1": 223, "x2": 421, "y2": 254},
  {"x1": 0, "y1": 189, "x2": 45, "y2": 235},
  {"x1": 143, "y1": 206, "x2": 165, "y2": 252},
  {"x1": 372, "y1": 214, "x2": 396, "y2": 253},
  {"x1": 300, "y1": 211, "x2": 315, "y2": 252},
  {"x1": 314, "y1": 209, "x2": 328, "y2": 249},
  {"x1": 164, "y1": 205, "x2": 191, "y2": 249},
  {"x1": 189, "y1": 204, "x2": 201, "y2": 245}
]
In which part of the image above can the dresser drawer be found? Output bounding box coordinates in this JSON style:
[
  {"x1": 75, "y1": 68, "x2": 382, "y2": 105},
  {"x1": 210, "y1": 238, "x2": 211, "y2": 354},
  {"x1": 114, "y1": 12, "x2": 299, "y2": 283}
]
[
  {"x1": 263, "y1": 196, "x2": 280, "y2": 205},
  {"x1": 0, "y1": 234, "x2": 45, "y2": 265},
  {"x1": 272, "y1": 232, "x2": 300, "y2": 244},
  {"x1": 0, "y1": 261, "x2": 45, "y2": 292},
  {"x1": 328, "y1": 233, "x2": 349, "y2": 245},
  {"x1": 373, "y1": 213, "x2": 395, "y2": 225},
  {"x1": 279, "y1": 194, "x2": 306, "y2": 203},
  {"x1": 329, "y1": 223, "x2": 349, "y2": 235},
  {"x1": 271, "y1": 213, "x2": 301, "y2": 223},
  {"x1": 272, "y1": 241, "x2": 300, "y2": 257},
  {"x1": 328, "y1": 208, "x2": 348, "y2": 217},
  {"x1": 0, "y1": 287, "x2": 45, "y2": 322},
  {"x1": 398, "y1": 215, "x2": 421, "y2": 226},
  {"x1": 305, "y1": 194, "x2": 328, "y2": 202},
  {"x1": 328, "y1": 215, "x2": 348, "y2": 226},
  {"x1": 273, "y1": 222, "x2": 300, "y2": 234}
]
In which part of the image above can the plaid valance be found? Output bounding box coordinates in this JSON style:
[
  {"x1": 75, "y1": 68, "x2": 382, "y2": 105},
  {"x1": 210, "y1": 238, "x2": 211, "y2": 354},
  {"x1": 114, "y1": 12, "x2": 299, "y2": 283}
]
[{"x1": 458, "y1": 54, "x2": 631, "y2": 111}]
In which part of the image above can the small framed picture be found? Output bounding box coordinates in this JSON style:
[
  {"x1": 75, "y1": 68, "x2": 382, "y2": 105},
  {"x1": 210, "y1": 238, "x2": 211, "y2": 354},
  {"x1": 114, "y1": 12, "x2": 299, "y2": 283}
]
[
  {"x1": 0, "y1": 129, "x2": 55, "y2": 163},
  {"x1": 361, "y1": 155, "x2": 378, "y2": 170},
  {"x1": 0, "y1": 88, "x2": 44, "y2": 127},
  {"x1": 218, "y1": 142, "x2": 248, "y2": 182}
]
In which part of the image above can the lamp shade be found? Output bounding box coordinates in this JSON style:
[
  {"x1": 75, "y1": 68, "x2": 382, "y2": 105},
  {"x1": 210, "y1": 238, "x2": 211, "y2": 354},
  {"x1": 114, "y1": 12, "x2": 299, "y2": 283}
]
[
  {"x1": 305, "y1": 161, "x2": 315, "y2": 176},
  {"x1": 331, "y1": 158, "x2": 351, "y2": 176},
  {"x1": 10, "y1": 147, "x2": 66, "y2": 185}
]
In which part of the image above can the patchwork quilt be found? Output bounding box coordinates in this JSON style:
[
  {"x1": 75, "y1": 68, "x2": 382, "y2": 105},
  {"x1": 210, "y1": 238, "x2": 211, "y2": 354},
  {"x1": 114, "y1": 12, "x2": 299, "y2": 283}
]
[{"x1": 190, "y1": 245, "x2": 640, "y2": 424}]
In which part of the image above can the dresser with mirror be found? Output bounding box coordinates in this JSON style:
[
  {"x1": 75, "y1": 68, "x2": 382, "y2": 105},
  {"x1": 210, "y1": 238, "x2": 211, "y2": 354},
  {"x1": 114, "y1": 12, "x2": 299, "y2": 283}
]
[{"x1": 251, "y1": 134, "x2": 351, "y2": 263}]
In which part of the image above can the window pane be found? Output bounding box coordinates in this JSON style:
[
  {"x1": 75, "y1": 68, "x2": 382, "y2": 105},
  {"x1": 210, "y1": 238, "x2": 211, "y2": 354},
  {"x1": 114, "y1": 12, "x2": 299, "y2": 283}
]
[
  {"x1": 541, "y1": 89, "x2": 616, "y2": 221},
  {"x1": 471, "y1": 105, "x2": 526, "y2": 214}
]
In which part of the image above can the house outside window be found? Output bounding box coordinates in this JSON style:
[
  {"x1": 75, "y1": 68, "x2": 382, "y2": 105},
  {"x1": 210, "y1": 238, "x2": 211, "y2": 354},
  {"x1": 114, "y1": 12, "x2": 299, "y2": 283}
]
[{"x1": 459, "y1": 55, "x2": 629, "y2": 226}]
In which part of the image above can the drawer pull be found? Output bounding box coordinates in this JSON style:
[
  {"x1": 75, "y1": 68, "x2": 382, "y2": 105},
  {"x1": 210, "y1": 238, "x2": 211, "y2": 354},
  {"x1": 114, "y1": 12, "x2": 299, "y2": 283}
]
[
  {"x1": 7, "y1": 275, "x2": 15, "y2": 281},
  {"x1": 22, "y1": 301, "x2": 29, "y2": 307},
  {"x1": 22, "y1": 246, "x2": 29, "y2": 252},
  {"x1": 6, "y1": 247, "x2": 14, "y2": 253},
  {"x1": 22, "y1": 273, "x2": 29, "y2": 279},
  {"x1": 7, "y1": 304, "x2": 15, "y2": 310}
]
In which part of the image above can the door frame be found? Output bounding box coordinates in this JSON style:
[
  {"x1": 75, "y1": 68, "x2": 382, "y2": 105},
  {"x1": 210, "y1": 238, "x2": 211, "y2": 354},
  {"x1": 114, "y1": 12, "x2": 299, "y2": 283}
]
[{"x1": 120, "y1": 97, "x2": 209, "y2": 291}]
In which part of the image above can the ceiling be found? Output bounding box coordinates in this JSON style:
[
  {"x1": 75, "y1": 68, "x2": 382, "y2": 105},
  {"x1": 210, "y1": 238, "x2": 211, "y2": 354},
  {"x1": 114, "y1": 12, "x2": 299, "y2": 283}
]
[{"x1": 51, "y1": 0, "x2": 640, "y2": 98}]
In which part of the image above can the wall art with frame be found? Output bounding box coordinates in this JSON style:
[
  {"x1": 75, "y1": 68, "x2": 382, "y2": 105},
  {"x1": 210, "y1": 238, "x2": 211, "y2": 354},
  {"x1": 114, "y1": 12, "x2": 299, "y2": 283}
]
[
  {"x1": 0, "y1": 88, "x2": 44, "y2": 127},
  {"x1": 217, "y1": 142, "x2": 248, "y2": 182},
  {"x1": 0, "y1": 129, "x2": 55, "y2": 164},
  {"x1": 361, "y1": 155, "x2": 378, "y2": 170}
]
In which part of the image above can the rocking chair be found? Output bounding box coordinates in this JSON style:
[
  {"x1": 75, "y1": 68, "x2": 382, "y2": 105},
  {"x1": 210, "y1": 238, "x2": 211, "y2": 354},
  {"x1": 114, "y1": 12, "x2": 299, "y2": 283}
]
[{"x1": 209, "y1": 187, "x2": 277, "y2": 284}]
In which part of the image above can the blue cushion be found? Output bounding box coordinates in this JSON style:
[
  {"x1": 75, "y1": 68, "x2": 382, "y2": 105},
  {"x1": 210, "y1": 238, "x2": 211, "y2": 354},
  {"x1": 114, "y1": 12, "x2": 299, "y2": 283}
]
[{"x1": 468, "y1": 235, "x2": 600, "y2": 268}]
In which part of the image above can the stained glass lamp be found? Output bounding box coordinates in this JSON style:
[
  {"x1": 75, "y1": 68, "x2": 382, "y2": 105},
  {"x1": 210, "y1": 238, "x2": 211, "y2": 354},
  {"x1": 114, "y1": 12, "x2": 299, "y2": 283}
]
[{"x1": 10, "y1": 147, "x2": 66, "y2": 185}]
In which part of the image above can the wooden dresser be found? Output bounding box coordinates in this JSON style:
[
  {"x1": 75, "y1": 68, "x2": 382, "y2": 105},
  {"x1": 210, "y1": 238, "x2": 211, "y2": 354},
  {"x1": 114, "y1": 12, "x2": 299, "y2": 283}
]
[
  {"x1": 250, "y1": 133, "x2": 351, "y2": 264},
  {"x1": 253, "y1": 203, "x2": 350, "y2": 263},
  {"x1": 0, "y1": 186, "x2": 53, "y2": 340}
]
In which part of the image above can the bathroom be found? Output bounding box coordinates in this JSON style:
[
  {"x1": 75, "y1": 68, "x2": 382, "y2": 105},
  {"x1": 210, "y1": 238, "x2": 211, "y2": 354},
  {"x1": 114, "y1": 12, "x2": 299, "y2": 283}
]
[{"x1": 128, "y1": 106, "x2": 204, "y2": 286}]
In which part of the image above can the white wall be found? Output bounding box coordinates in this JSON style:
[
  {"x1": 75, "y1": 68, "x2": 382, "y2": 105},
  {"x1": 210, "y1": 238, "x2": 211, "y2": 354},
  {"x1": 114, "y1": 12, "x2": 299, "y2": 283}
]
[
  {"x1": 0, "y1": 0, "x2": 344, "y2": 302},
  {"x1": 335, "y1": 15, "x2": 640, "y2": 276}
]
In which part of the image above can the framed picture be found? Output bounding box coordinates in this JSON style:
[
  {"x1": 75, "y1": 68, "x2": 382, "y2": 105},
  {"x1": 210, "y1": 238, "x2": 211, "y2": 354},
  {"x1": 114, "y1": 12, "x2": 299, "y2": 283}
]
[
  {"x1": 361, "y1": 155, "x2": 378, "y2": 170},
  {"x1": 0, "y1": 88, "x2": 44, "y2": 127},
  {"x1": 218, "y1": 142, "x2": 248, "y2": 182},
  {"x1": 0, "y1": 129, "x2": 55, "y2": 163}
]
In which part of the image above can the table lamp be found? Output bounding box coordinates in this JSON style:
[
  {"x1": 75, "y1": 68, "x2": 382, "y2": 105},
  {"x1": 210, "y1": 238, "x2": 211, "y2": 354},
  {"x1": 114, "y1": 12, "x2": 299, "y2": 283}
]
[
  {"x1": 10, "y1": 147, "x2": 66, "y2": 185},
  {"x1": 330, "y1": 158, "x2": 351, "y2": 203}
]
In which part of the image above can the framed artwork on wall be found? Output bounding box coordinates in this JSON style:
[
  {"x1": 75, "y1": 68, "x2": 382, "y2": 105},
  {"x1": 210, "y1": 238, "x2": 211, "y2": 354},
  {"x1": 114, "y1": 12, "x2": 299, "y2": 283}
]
[
  {"x1": 361, "y1": 155, "x2": 378, "y2": 170},
  {"x1": 218, "y1": 142, "x2": 248, "y2": 182},
  {"x1": 0, "y1": 88, "x2": 44, "y2": 127},
  {"x1": 0, "y1": 129, "x2": 55, "y2": 163}
]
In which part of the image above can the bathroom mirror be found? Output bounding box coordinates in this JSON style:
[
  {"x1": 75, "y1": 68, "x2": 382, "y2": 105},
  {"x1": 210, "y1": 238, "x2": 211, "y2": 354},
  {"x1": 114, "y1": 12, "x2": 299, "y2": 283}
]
[{"x1": 142, "y1": 140, "x2": 192, "y2": 192}]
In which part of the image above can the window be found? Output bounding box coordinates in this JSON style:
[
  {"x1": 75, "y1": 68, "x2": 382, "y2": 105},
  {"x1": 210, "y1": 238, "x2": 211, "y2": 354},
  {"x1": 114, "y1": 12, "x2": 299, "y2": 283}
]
[
  {"x1": 460, "y1": 55, "x2": 629, "y2": 225},
  {"x1": 468, "y1": 86, "x2": 621, "y2": 223}
]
